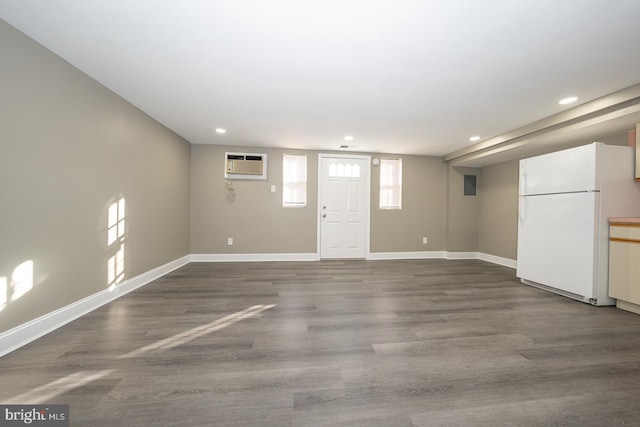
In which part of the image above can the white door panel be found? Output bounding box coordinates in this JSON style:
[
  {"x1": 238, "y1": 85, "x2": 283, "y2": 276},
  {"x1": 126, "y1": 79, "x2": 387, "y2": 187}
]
[
  {"x1": 326, "y1": 222, "x2": 340, "y2": 248},
  {"x1": 328, "y1": 181, "x2": 341, "y2": 210},
  {"x1": 517, "y1": 192, "x2": 598, "y2": 298},
  {"x1": 319, "y1": 155, "x2": 370, "y2": 259},
  {"x1": 347, "y1": 182, "x2": 360, "y2": 211},
  {"x1": 520, "y1": 143, "x2": 598, "y2": 195},
  {"x1": 346, "y1": 222, "x2": 359, "y2": 248}
]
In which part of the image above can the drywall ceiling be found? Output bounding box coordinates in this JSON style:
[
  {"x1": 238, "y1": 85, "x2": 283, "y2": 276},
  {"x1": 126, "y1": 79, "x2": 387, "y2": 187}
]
[{"x1": 1, "y1": 0, "x2": 640, "y2": 161}]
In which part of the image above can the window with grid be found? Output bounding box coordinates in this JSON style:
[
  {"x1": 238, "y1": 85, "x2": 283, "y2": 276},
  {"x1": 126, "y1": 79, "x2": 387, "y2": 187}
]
[
  {"x1": 380, "y1": 158, "x2": 402, "y2": 209},
  {"x1": 283, "y1": 154, "x2": 307, "y2": 207}
]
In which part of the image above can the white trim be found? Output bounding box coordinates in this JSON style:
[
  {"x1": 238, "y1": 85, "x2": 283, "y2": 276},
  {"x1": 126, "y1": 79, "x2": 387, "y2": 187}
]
[
  {"x1": 369, "y1": 250, "x2": 517, "y2": 268},
  {"x1": 368, "y1": 251, "x2": 447, "y2": 260},
  {"x1": 477, "y1": 252, "x2": 517, "y2": 269},
  {"x1": 189, "y1": 253, "x2": 319, "y2": 262},
  {"x1": 0, "y1": 255, "x2": 190, "y2": 358},
  {"x1": 445, "y1": 251, "x2": 480, "y2": 260}
]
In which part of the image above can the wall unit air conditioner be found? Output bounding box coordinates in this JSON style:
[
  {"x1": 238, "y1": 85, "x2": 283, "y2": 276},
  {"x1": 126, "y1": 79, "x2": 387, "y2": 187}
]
[{"x1": 224, "y1": 152, "x2": 267, "y2": 180}]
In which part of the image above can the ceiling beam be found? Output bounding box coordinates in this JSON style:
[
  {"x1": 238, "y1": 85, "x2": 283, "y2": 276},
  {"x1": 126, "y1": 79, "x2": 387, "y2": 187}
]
[{"x1": 442, "y1": 83, "x2": 640, "y2": 165}]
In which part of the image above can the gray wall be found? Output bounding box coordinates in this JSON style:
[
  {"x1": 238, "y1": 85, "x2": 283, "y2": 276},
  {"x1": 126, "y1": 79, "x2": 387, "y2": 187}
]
[
  {"x1": 190, "y1": 145, "x2": 318, "y2": 254},
  {"x1": 371, "y1": 155, "x2": 447, "y2": 252},
  {"x1": 190, "y1": 146, "x2": 449, "y2": 254},
  {"x1": 0, "y1": 20, "x2": 191, "y2": 333},
  {"x1": 445, "y1": 166, "x2": 480, "y2": 252},
  {"x1": 478, "y1": 160, "x2": 519, "y2": 259},
  {"x1": 189, "y1": 146, "x2": 522, "y2": 258}
]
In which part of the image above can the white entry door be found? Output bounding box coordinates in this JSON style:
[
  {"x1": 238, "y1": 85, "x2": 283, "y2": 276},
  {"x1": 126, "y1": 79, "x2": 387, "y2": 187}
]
[{"x1": 318, "y1": 154, "x2": 370, "y2": 259}]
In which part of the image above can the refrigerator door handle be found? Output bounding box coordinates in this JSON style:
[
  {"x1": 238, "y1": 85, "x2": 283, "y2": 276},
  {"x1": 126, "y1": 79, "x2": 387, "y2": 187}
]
[
  {"x1": 519, "y1": 163, "x2": 526, "y2": 196},
  {"x1": 519, "y1": 196, "x2": 525, "y2": 225}
]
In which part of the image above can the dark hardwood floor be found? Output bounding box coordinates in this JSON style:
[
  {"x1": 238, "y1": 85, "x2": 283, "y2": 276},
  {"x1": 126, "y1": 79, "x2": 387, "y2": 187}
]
[{"x1": 2, "y1": 259, "x2": 640, "y2": 426}]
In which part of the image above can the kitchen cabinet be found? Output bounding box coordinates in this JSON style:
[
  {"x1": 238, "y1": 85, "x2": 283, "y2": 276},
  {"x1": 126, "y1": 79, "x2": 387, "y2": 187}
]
[
  {"x1": 636, "y1": 125, "x2": 640, "y2": 181},
  {"x1": 609, "y1": 218, "x2": 640, "y2": 314}
]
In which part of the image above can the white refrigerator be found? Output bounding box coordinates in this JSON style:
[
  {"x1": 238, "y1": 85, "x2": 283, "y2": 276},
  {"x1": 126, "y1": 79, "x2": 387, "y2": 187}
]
[{"x1": 517, "y1": 142, "x2": 640, "y2": 305}]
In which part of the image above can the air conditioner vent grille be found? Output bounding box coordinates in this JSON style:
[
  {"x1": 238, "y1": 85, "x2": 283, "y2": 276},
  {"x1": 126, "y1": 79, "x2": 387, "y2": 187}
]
[{"x1": 224, "y1": 152, "x2": 267, "y2": 180}]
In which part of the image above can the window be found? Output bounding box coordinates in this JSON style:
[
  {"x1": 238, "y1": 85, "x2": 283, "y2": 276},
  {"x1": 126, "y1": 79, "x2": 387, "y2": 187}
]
[
  {"x1": 283, "y1": 154, "x2": 307, "y2": 207},
  {"x1": 380, "y1": 158, "x2": 402, "y2": 209},
  {"x1": 328, "y1": 162, "x2": 360, "y2": 178}
]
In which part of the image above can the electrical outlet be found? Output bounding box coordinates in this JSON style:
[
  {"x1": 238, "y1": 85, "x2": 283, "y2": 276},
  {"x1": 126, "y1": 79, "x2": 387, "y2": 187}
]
[
  {"x1": 227, "y1": 237, "x2": 233, "y2": 246},
  {"x1": 422, "y1": 236, "x2": 428, "y2": 245}
]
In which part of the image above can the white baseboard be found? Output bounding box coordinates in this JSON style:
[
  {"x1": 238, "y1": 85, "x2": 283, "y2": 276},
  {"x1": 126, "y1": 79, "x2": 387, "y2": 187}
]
[
  {"x1": 444, "y1": 251, "x2": 516, "y2": 268},
  {"x1": 190, "y1": 253, "x2": 319, "y2": 262},
  {"x1": 189, "y1": 252, "x2": 516, "y2": 269},
  {"x1": 445, "y1": 251, "x2": 480, "y2": 260},
  {"x1": 0, "y1": 255, "x2": 190, "y2": 358},
  {"x1": 477, "y1": 252, "x2": 517, "y2": 269},
  {"x1": 368, "y1": 251, "x2": 446, "y2": 260},
  {"x1": 369, "y1": 250, "x2": 516, "y2": 268}
]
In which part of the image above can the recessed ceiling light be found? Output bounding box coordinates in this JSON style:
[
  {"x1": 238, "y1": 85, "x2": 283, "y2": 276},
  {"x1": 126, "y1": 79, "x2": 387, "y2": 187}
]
[
  {"x1": 215, "y1": 128, "x2": 226, "y2": 134},
  {"x1": 344, "y1": 135, "x2": 354, "y2": 141},
  {"x1": 469, "y1": 136, "x2": 481, "y2": 142},
  {"x1": 558, "y1": 96, "x2": 578, "y2": 105}
]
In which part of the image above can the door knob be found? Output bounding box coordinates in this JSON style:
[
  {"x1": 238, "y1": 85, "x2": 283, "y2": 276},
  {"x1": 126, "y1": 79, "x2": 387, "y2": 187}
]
[{"x1": 322, "y1": 214, "x2": 327, "y2": 218}]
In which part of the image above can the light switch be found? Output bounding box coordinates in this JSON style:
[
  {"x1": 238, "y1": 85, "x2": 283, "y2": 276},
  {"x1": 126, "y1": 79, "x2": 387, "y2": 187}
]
[{"x1": 270, "y1": 185, "x2": 276, "y2": 193}]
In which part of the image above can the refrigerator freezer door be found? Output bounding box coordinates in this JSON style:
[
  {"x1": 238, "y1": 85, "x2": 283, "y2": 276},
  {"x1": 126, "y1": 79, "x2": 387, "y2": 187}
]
[
  {"x1": 519, "y1": 143, "x2": 598, "y2": 196},
  {"x1": 517, "y1": 192, "x2": 598, "y2": 299}
]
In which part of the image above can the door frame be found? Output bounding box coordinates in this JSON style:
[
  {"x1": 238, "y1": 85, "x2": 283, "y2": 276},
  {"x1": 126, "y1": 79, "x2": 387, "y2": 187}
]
[{"x1": 317, "y1": 153, "x2": 371, "y2": 259}]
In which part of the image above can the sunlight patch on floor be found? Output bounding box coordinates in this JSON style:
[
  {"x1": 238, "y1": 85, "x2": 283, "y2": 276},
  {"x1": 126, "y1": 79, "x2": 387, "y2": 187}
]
[
  {"x1": 119, "y1": 304, "x2": 276, "y2": 358},
  {"x1": 4, "y1": 370, "x2": 115, "y2": 405}
]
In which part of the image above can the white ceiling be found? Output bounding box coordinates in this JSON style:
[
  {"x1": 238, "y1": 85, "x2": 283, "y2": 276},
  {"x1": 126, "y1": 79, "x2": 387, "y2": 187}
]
[{"x1": 1, "y1": 0, "x2": 640, "y2": 159}]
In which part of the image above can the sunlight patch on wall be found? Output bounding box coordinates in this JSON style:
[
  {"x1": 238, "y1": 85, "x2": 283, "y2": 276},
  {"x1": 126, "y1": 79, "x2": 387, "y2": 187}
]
[
  {"x1": 0, "y1": 276, "x2": 7, "y2": 312},
  {"x1": 105, "y1": 196, "x2": 126, "y2": 291},
  {"x1": 11, "y1": 260, "x2": 34, "y2": 301},
  {"x1": 107, "y1": 197, "x2": 125, "y2": 246},
  {"x1": 0, "y1": 260, "x2": 35, "y2": 312},
  {"x1": 107, "y1": 244, "x2": 125, "y2": 291}
]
